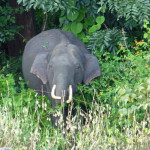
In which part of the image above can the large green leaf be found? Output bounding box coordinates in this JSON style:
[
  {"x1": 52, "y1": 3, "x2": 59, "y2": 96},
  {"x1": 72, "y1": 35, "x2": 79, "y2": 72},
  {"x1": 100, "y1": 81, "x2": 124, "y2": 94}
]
[
  {"x1": 96, "y1": 16, "x2": 105, "y2": 25},
  {"x1": 71, "y1": 22, "x2": 83, "y2": 35},
  {"x1": 59, "y1": 16, "x2": 66, "y2": 24},
  {"x1": 83, "y1": 35, "x2": 90, "y2": 43},
  {"x1": 88, "y1": 24, "x2": 101, "y2": 33},
  {"x1": 67, "y1": 10, "x2": 79, "y2": 21}
]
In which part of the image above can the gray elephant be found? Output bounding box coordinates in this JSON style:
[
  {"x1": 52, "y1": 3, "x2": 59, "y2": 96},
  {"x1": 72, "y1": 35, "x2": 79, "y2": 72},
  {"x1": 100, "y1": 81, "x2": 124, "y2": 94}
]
[{"x1": 22, "y1": 29, "x2": 101, "y2": 126}]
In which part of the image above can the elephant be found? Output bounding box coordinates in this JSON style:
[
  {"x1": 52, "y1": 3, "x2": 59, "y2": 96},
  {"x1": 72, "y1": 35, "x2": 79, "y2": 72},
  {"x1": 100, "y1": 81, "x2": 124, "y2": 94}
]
[{"x1": 22, "y1": 29, "x2": 101, "y2": 126}]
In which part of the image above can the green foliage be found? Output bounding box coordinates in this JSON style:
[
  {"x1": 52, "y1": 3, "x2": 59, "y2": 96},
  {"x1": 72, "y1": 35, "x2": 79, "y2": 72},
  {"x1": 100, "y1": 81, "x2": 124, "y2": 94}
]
[
  {"x1": 88, "y1": 20, "x2": 150, "y2": 55},
  {"x1": 0, "y1": 51, "x2": 22, "y2": 80},
  {"x1": 0, "y1": 73, "x2": 66, "y2": 149},
  {"x1": 17, "y1": 0, "x2": 150, "y2": 54},
  {"x1": 60, "y1": 7, "x2": 105, "y2": 41},
  {"x1": 143, "y1": 20, "x2": 150, "y2": 45},
  {"x1": 97, "y1": 0, "x2": 150, "y2": 29},
  {"x1": 0, "y1": 0, "x2": 23, "y2": 43},
  {"x1": 17, "y1": 0, "x2": 66, "y2": 13},
  {"x1": 0, "y1": 72, "x2": 53, "y2": 128},
  {"x1": 35, "y1": 10, "x2": 60, "y2": 33},
  {"x1": 18, "y1": 0, "x2": 150, "y2": 30},
  {"x1": 87, "y1": 28, "x2": 127, "y2": 54},
  {"x1": 75, "y1": 36, "x2": 150, "y2": 127},
  {"x1": 117, "y1": 77, "x2": 150, "y2": 111}
]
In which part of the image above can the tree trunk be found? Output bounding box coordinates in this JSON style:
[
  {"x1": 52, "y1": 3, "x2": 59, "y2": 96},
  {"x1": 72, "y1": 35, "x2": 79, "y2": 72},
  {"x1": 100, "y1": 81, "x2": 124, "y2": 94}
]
[{"x1": 7, "y1": 0, "x2": 36, "y2": 56}]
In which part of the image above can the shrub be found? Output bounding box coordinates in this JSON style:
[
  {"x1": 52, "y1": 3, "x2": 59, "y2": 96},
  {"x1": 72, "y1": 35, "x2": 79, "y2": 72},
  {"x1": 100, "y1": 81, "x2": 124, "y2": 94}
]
[
  {"x1": 75, "y1": 29, "x2": 150, "y2": 129},
  {"x1": 87, "y1": 28, "x2": 127, "y2": 54}
]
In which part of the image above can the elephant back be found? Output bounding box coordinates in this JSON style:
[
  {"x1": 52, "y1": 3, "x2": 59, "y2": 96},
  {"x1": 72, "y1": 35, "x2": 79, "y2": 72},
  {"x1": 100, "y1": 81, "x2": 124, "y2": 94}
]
[
  {"x1": 24, "y1": 29, "x2": 89, "y2": 56},
  {"x1": 59, "y1": 30, "x2": 89, "y2": 54}
]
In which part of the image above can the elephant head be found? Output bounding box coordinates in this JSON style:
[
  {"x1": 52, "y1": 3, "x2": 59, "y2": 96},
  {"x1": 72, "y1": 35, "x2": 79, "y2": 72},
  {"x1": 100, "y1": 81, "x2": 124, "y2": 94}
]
[{"x1": 30, "y1": 42, "x2": 101, "y2": 106}]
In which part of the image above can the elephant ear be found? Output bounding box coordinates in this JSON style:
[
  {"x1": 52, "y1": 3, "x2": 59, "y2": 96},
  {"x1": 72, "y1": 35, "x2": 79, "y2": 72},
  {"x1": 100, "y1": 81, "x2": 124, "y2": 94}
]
[
  {"x1": 30, "y1": 52, "x2": 49, "y2": 84},
  {"x1": 84, "y1": 54, "x2": 101, "y2": 85}
]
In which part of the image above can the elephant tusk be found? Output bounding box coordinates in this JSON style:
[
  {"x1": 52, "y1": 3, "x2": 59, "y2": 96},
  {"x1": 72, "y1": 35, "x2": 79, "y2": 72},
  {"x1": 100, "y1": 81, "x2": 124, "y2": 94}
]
[
  {"x1": 66, "y1": 85, "x2": 73, "y2": 103},
  {"x1": 51, "y1": 84, "x2": 61, "y2": 100}
]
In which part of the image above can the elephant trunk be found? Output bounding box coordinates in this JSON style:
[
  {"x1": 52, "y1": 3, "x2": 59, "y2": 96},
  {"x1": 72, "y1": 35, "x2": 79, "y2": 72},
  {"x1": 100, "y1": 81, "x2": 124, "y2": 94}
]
[{"x1": 51, "y1": 84, "x2": 73, "y2": 104}]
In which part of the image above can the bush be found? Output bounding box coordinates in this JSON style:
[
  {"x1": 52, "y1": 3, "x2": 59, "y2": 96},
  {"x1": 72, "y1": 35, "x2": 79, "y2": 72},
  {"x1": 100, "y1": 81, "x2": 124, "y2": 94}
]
[
  {"x1": 87, "y1": 28, "x2": 127, "y2": 54},
  {"x1": 74, "y1": 27, "x2": 150, "y2": 129}
]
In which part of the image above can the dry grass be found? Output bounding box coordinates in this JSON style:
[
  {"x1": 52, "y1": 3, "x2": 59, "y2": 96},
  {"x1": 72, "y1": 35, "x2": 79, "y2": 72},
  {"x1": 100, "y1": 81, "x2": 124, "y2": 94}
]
[{"x1": 0, "y1": 94, "x2": 150, "y2": 150}]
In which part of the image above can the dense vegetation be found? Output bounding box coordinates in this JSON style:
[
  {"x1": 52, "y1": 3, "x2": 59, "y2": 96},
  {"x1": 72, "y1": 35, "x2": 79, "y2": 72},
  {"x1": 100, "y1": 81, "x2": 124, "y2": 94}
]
[{"x1": 0, "y1": 0, "x2": 150, "y2": 149}]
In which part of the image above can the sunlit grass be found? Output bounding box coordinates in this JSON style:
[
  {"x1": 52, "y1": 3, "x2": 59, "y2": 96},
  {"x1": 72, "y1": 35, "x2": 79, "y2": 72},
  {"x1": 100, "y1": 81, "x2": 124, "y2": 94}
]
[{"x1": 0, "y1": 90, "x2": 150, "y2": 149}]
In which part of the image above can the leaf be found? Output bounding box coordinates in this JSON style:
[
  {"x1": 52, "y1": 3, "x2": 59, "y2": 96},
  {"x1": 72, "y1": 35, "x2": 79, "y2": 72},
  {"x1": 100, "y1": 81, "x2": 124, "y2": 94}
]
[
  {"x1": 77, "y1": 32, "x2": 85, "y2": 40},
  {"x1": 101, "y1": 5, "x2": 106, "y2": 13},
  {"x1": 68, "y1": 0, "x2": 76, "y2": 7},
  {"x1": 67, "y1": 10, "x2": 79, "y2": 21},
  {"x1": 96, "y1": 16, "x2": 105, "y2": 25},
  {"x1": 60, "y1": 10, "x2": 65, "y2": 17},
  {"x1": 143, "y1": 104, "x2": 148, "y2": 110},
  {"x1": 131, "y1": 93, "x2": 136, "y2": 99},
  {"x1": 59, "y1": 16, "x2": 66, "y2": 24},
  {"x1": 42, "y1": 45, "x2": 46, "y2": 48},
  {"x1": 71, "y1": 22, "x2": 83, "y2": 34},
  {"x1": 121, "y1": 94, "x2": 130, "y2": 103},
  {"x1": 84, "y1": 16, "x2": 95, "y2": 28},
  {"x1": 83, "y1": 36, "x2": 90, "y2": 43},
  {"x1": 118, "y1": 88, "x2": 126, "y2": 96},
  {"x1": 147, "y1": 85, "x2": 150, "y2": 92},
  {"x1": 76, "y1": 8, "x2": 86, "y2": 22},
  {"x1": 62, "y1": 24, "x2": 71, "y2": 32},
  {"x1": 137, "y1": 85, "x2": 145, "y2": 92},
  {"x1": 88, "y1": 24, "x2": 101, "y2": 33},
  {"x1": 17, "y1": 0, "x2": 22, "y2": 4}
]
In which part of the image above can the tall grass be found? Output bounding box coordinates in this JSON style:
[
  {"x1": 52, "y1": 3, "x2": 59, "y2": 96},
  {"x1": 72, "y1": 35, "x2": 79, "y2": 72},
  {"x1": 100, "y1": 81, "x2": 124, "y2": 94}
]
[{"x1": 0, "y1": 85, "x2": 150, "y2": 149}]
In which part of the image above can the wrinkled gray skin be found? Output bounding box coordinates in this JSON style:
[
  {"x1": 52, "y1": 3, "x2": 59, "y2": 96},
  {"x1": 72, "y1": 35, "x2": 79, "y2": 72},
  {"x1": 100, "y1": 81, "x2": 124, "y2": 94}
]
[{"x1": 22, "y1": 29, "x2": 101, "y2": 126}]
